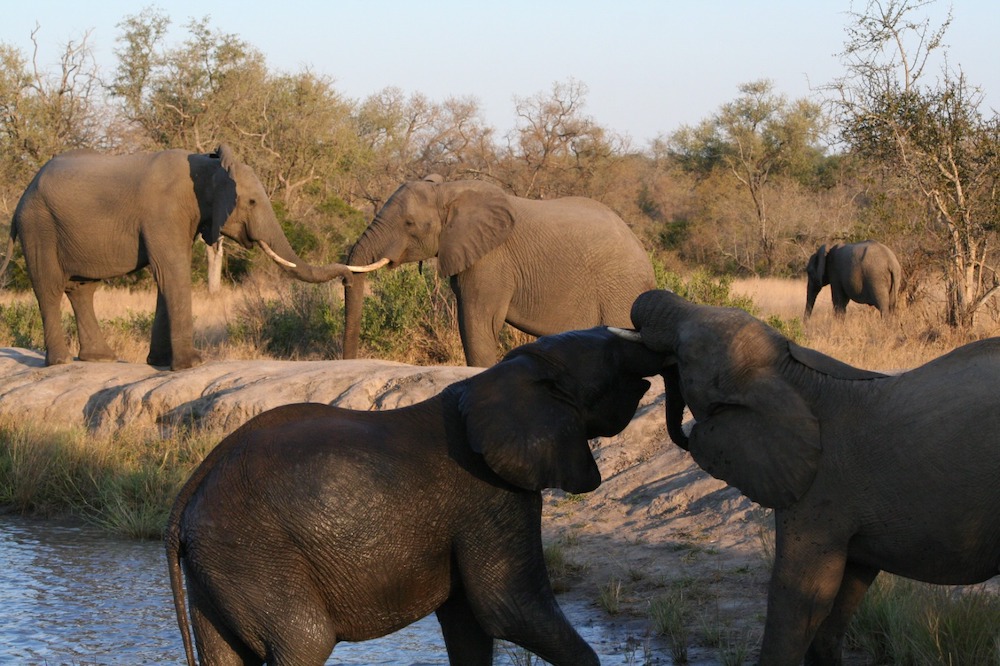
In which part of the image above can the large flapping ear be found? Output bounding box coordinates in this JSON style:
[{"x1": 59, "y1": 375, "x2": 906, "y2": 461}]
[
  {"x1": 459, "y1": 355, "x2": 601, "y2": 494},
  {"x1": 687, "y1": 368, "x2": 821, "y2": 509},
  {"x1": 206, "y1": 145, "x2": 238, "y2": 245},
  {"x1": 437, "y1": 182, "x2": 515, "y2": 277}
]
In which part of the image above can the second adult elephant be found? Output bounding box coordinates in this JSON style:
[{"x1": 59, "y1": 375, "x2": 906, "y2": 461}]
[
  {"x1": 343, "y1": 175, "x2": 656, "y2": 366},
  {"x1": 804, "y1": 240, "x2": 901, "y2": 319},
  {"x1": 4, "y1": 145, "x2": 383, "y2": 370}
]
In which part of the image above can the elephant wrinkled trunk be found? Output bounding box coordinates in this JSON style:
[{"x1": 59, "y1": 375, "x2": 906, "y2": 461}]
[
  {"x1": 342, "y1": 271, "x2": 368, "y2": 359},
  {"x1": 804, "y1": 283, "x2": 820, "y2": 319},
  {"x1": 257, "y1": 240, "x2": 354, "y2": 284}
]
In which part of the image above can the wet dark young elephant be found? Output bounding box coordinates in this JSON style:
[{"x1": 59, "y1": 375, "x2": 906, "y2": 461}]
[
  {"x1": 623, "y1": 289, "x2": 1000, "y2": 666},
  {"x1": 2, "y1": 145, "x2": 382, "y2": 370},
  {"x1": 343, "y1": 175, "x2": 656, "y2": 367},
  {"x1": 804, "y1": 240, "x2": 901, "y2": 319},
  {"x1": 165, "y1": 327, "x2": 663, "y2": 666}
]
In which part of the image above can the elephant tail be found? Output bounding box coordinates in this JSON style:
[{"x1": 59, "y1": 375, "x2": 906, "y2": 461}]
[{"x1": 165, "y1": 515, "x2": 197, "y2": 666}]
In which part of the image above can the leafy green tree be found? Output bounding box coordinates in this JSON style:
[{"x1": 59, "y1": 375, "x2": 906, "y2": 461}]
[{"x1": 667, "y1": 80, "x2": 828, "y2": 273}]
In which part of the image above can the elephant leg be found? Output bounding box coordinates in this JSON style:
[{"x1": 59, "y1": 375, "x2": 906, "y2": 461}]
[
  {"x1": 25, "y1": 256, "x2": 72, "y2": 365},
  {"x1": 187, "y1": 577, "x2": 264, "y2": 666},
  {"x1": 147, "y1": 258, "x2": 201, "y2": 370},
  {"x1": 65, "y1": 281, "x2": 116, "y2": 362},
  {"x1": 451, "y1": 274, "x2": 509, "y2": 367},
  {"x1": 805, "y1": 562, "x2": 879, "y2": 666},
  {"x1": 435, "y1": 590, "x2": 494, "y2": 666},
  {"x1": 147, "y1": 290, "x2": 173, "y2": 367},
  {"x1": 759, "y1": 523, "x2": 849, "y2": 666},
  {"x1": 830, "y1": 285, "x2": 849, "y2": 318}
]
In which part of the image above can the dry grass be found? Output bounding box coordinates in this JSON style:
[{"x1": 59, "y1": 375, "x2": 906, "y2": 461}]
[
  {"x1": 732, "y1": 277, "x2": 997, "y2": 372},
  {"x1": 2, "y1": 275, "x2": 998, "y2": 372}
]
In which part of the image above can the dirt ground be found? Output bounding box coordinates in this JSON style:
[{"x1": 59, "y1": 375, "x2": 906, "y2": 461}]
[{"x1": 538, "y1": 385, "x2": 774, "y2": 664}]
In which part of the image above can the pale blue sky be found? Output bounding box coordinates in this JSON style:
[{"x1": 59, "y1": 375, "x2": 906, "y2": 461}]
[{"x1": 2, "y1": 1, "x2": 995, "y2": 145}]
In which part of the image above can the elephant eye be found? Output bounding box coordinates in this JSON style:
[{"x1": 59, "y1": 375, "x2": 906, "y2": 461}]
[{"x1": 248, "y1": 198, "x2": 257, "y2": 206}]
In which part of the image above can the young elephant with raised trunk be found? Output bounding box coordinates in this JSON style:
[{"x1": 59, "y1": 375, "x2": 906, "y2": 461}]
[
  {"x1": 622, "y1": 289, "x2": 1000, "y2": 666},
  {"x1": 165, "y1": 327, "x2": 663, "y2": 666}
]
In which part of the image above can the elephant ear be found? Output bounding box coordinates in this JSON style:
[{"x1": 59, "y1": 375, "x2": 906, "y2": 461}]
[
  {"x1": 687, "y1": 369, "x2": 821, "y2": 509},
  {"x1": 459, "y1": 354, "x2": 601, "y2": 494},
  {"x1": 814, "y1": 244, "x2": 828, "y2": 284},
  {"x1": 206, "y1": 144, "x2": 238, "y2": 246},
  {"x1": 437, "y1": 183, "x2": 516, "y2": 277}
]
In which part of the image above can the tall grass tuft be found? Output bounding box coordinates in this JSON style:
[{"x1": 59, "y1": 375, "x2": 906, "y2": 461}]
[
  {"x1": 848, "y1": 574, "x2": 1000, "y2": 665},
  {"x1": 0, "y1": 418, "x2": 217, "y2": 539}
]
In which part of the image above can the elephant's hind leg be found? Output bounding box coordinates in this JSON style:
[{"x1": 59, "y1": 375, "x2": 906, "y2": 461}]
[{"x1": 66, "y1": 281, "x2": 116, "y2": 362}]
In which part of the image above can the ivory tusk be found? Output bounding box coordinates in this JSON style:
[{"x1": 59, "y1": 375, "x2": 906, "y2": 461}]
[
  {"x1": 608, "y1": 326, "x2": 642, "y2": 342},
  {"x1": 345, "y1": 258, "x2": 389, "y2": 273},
  {"x1": 258, "y1": 241, "x2": 297, "y2": 268}
]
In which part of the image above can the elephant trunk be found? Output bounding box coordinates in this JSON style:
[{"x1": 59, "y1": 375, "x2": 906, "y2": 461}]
[
  {"x1": 258, "y1": 241, "x2": 385, "y2": 283},
  {"x1": 341, "y1": 227, "x2": 397, "y2": 359},
  {"x1": 804, "y1": 282, "x2": 820, "y2": 319},
  {"x1": 663, "y1": 365, "x2": 690, "y2": 450}
]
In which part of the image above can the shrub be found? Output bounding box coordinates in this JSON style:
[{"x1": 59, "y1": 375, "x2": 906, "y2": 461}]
[{"x1": 229, "y1": 282, "x2": 343, "y2": 359}]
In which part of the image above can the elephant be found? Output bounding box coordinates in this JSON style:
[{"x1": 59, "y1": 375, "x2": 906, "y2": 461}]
[
  {"x1": 2, "y1": 145, "x2": 383, "y2": 370},
  {"x1": 804, "y1": 240, "x2": 901, "y2": 319},
  {"x1": 621, "y1": 289, "x2": 1000, "y2": 665},
  {"x1": 165, "y1": 326, "x2": 663, "y2": 666},
  {"x1": 343, "y1": 174, "x2": 656, "y2": 367}
]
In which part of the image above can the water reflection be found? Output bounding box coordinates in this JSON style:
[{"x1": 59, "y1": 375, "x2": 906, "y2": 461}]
[{"x1": 0, "y1": 516, "x2": 660, "y2": 665}]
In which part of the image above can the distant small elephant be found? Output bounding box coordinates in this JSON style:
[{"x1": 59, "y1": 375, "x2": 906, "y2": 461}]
[
  {"x1": 804, "y1": 240, "x2": 901, "y2": 319},
  {"x1": 624, "y1": 289, "x2": 1000, "y2": 665},
  {"x1": 343, "y1": 175, "x2": 656, "y2": 367},
  {"x1": 165, "y1": 327, "x2": 663, "y2": 666},
  {"x1": 2, "y1": 145, "x2": 383, "y2": 370}
]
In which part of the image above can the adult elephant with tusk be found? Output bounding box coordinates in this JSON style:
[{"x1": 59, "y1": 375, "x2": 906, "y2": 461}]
[
  {"x1": 343, "y1": 174, "x2": 656, "y2": 367},
  {"x1": 2, "y1": 144, "x2": 385, "y2": 370}
]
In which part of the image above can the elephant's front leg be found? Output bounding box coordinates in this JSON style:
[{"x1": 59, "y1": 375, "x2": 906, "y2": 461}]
[
  {"x1": 805, "y1": 561, "x2": 879, "y2": 665},
  {"x1": 759, "y1": 518, "x2": 849, "y2": 666},
  {"x1": 451, "y1": 272, "x2": 512, "y2": 367},
  {"x1": 147, "y1": 258, "x2": 201, "y2": 370},
  {"x1": 436, "y1": 591, "x2": 494, "y2": 666},
  {"x1": 65, "y1": 281, "x2": 116, "y2": 362}
]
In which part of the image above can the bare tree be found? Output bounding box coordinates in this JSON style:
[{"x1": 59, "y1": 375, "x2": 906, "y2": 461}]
[{"x1": 833, "y1": 0, "x2": 1000, "y2": 326}]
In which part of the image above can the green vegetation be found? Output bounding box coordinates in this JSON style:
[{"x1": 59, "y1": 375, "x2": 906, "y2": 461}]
[
  {"x1": 0, "y1": 418, "x2": 215, "y2": 539},
  {"x1": 847, "y1": 574, "x2": 1000, "y2": 665}
]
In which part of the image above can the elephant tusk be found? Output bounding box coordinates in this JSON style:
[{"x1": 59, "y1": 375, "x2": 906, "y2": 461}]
[
  {"x1": 345, "y1": 258, "x2": 390, "y2": 273},
  {"x1": 258, "y1": 241, "x2": 297, "y2": 268},
  {"x1": 608, "y1": 326, "x2": 643, "y2": 342}
]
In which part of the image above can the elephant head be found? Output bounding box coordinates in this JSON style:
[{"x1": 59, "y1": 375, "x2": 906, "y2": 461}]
[
  {"x1": 206, "y1": 145, "x2": 384, "y2": 284},
  {"x1": 457, "y1": 326, "x2": 662, "y2": 493},
  {"x1": 804, "y1": 243, "x2": 832, "y2": 318},
  {"x1": 624, "y1": 290, "x2": 881, "y2": 508},
  {"x1": 343, "y1": 175, "x2": 515, "y2": 358}
]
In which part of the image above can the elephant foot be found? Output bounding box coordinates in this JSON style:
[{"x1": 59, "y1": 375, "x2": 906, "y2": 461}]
[
  {"x1": 45, "y1": 352, "x2": 73, "y2": 366},
  {"x1": 149, "y1": 350, "x2": 203, "y2": 371},
  {"x1": 78, "y1": 350, "x2": 118, "y2": 363}
]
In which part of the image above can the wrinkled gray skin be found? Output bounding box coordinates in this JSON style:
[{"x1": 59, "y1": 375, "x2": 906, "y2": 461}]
[
  {"x1": 344, "y1": 175, "x2": 656, "y2": 367},
  {"x1": 165, "y1": 327, "x2": 662, "y2": 666},
  {"x1": 628, "y1": 289, "x2": 1000, "y2": 666},
  {"x1": 804, "y1": 240, "x2": 901, "y2": 319},
  {"x1": 5, "y1": 145, "x2": 360, "y2": 370}
]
